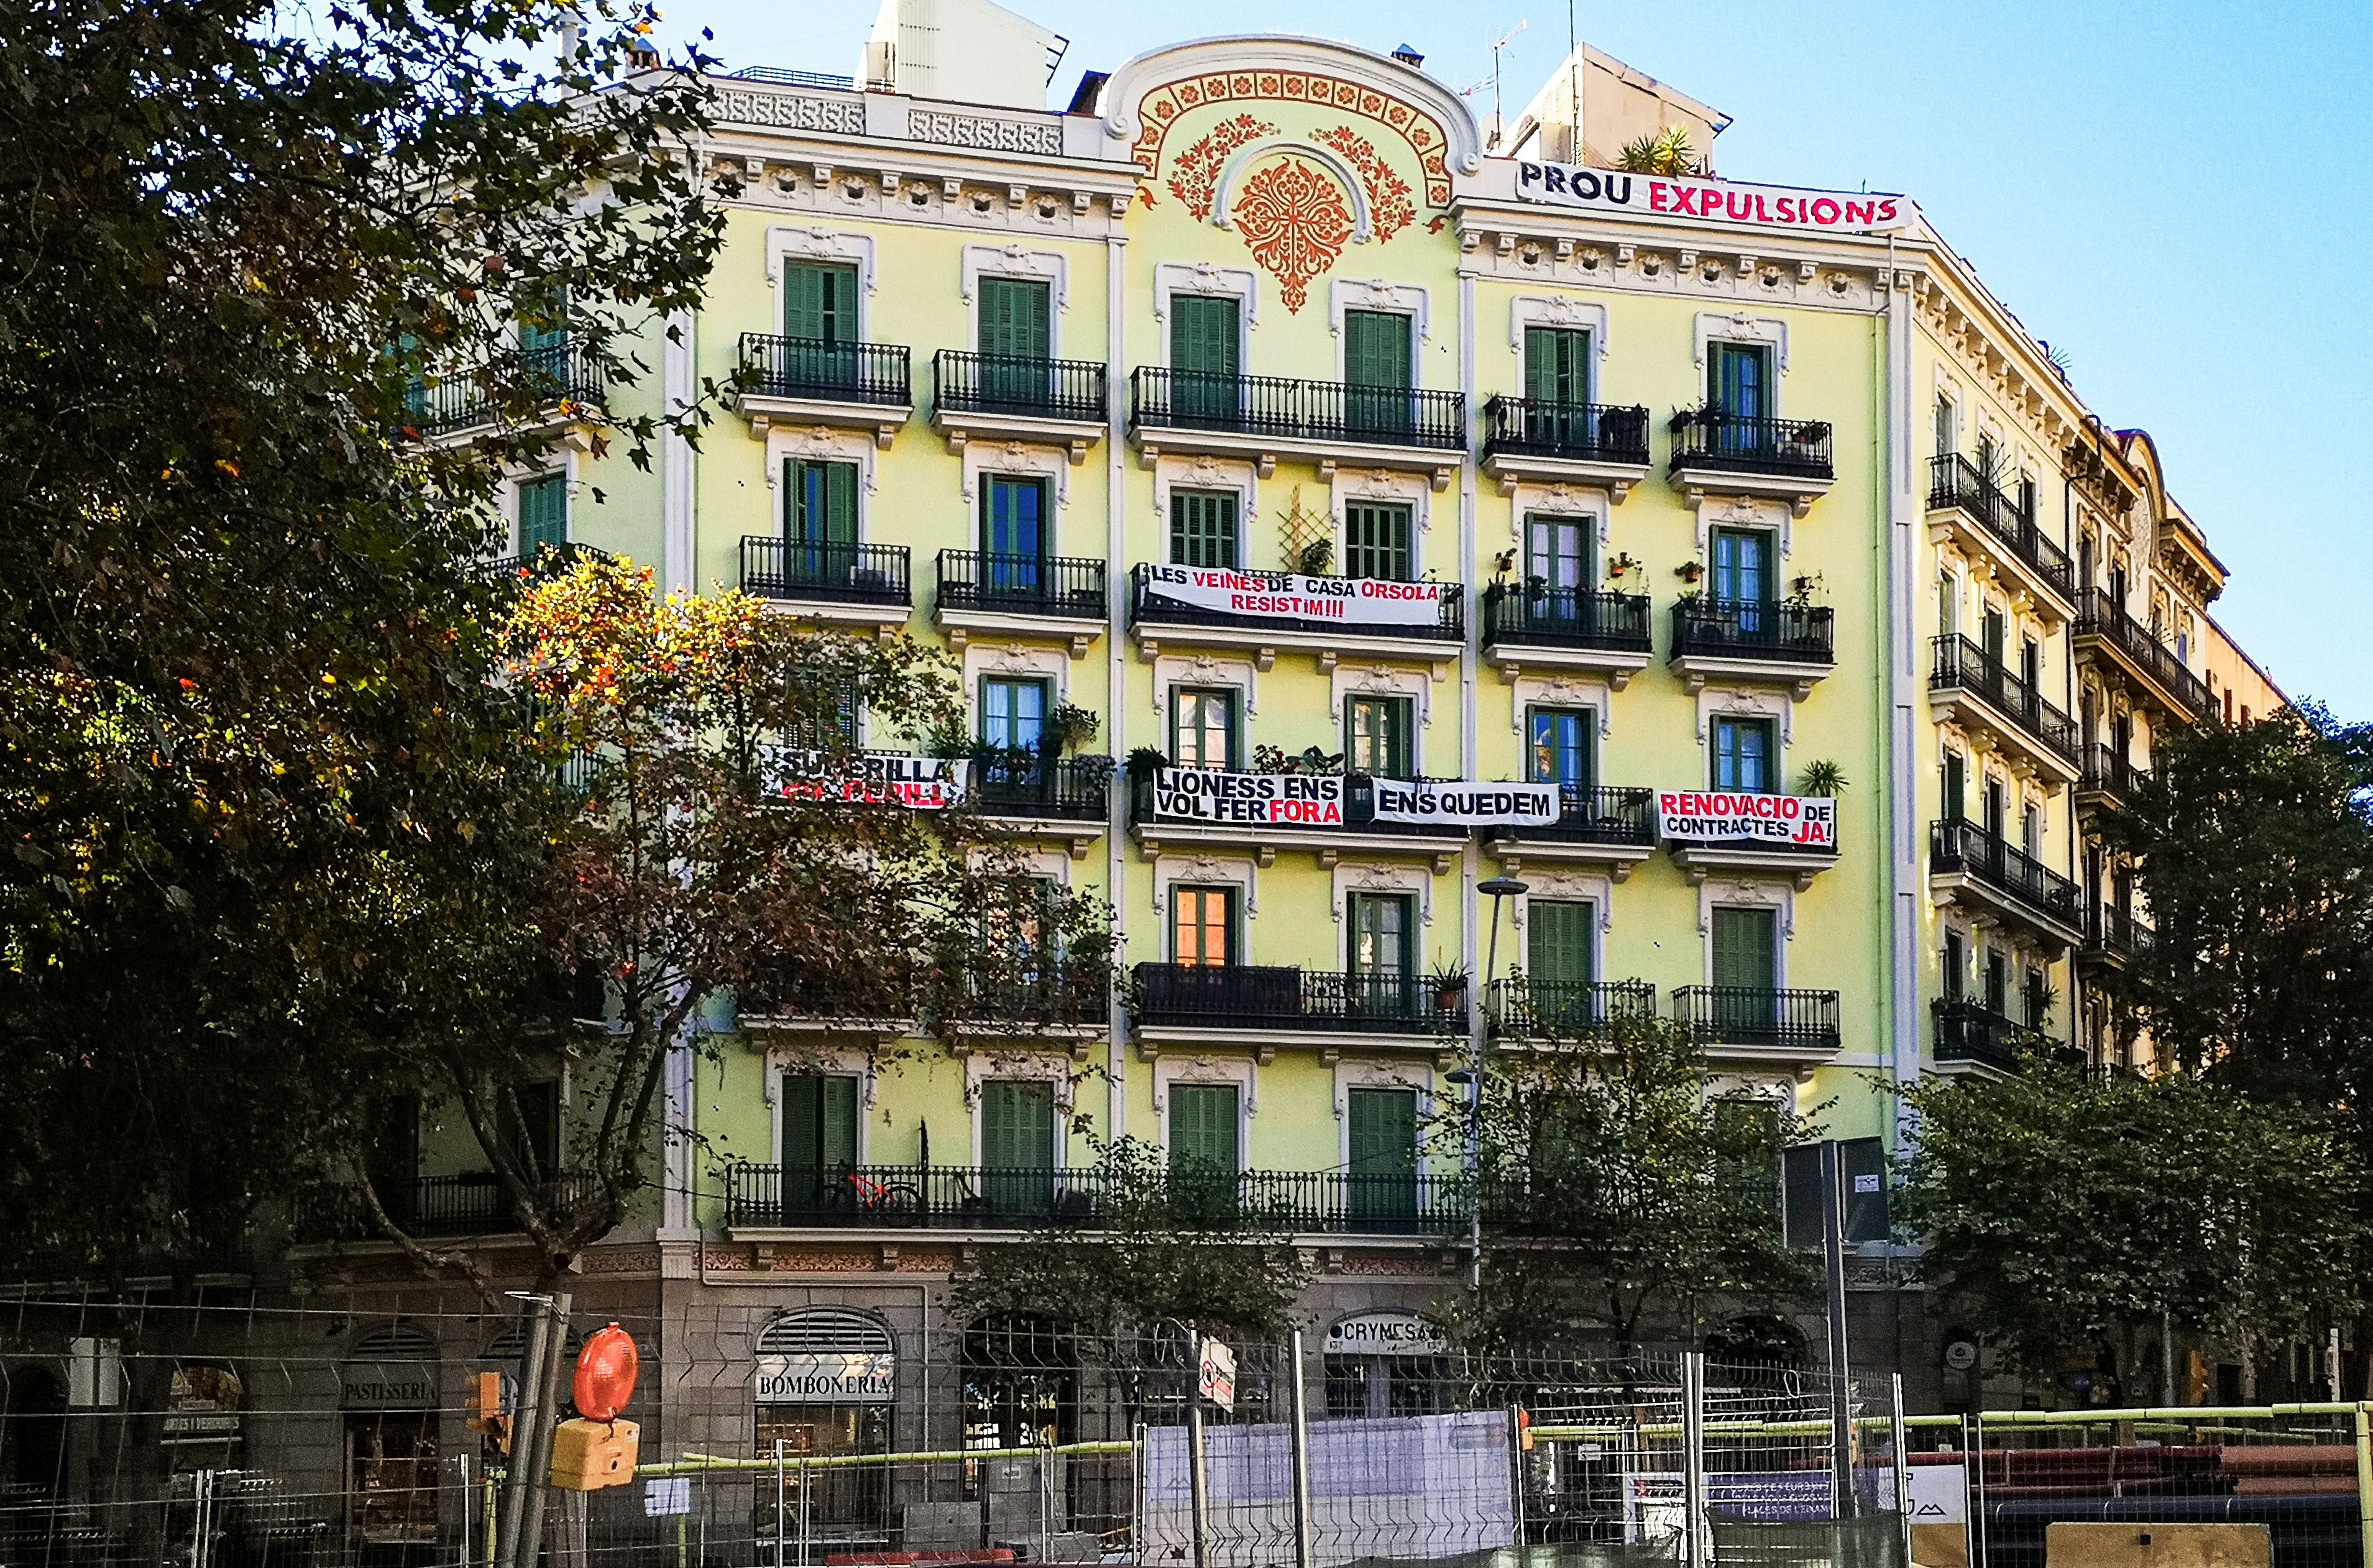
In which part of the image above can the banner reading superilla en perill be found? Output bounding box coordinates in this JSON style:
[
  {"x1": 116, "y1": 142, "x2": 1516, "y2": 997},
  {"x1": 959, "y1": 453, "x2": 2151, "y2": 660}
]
[
  {"x1": 1142, "y1": 564, "x2": 1446, "y2": 628},
  {"x1": 1513, "y1": 162, "x2": 1911, "y2": 236},
  {"x1": 1656, "y1": 791, "x2": 1836, "y2": 848},
  {"x1": 761, "y1": 748, "x2": 969, "y2": 809}
]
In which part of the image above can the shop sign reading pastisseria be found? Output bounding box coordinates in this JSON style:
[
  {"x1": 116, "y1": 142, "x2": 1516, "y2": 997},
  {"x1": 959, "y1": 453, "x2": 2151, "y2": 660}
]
[
  {"x1": 1141, "y1": 565, "x2": 1448, "y2": 627},
  {"x1": 1657, "y1": 791, "x2": 1837, "y2": 848},
  {"x1": 1513, "y1": 162, "x2": 1911, "y2": 236}
]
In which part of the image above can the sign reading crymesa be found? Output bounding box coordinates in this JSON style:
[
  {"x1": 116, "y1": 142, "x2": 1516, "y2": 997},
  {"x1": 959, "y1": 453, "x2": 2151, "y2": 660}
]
[
  {"x1": 1513, "y1": 162, "x2": 1910, "y2": 236},
  {"x1": 1656, "y1": 792, "x2": 1836, "y2": 848},
  {"x1": 1142, "y1": 564, "x2": 1447, "y2": 628}
]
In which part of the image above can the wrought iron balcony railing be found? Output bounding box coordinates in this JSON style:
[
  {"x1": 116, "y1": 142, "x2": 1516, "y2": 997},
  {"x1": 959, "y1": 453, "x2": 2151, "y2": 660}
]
[
  {"x1": 1934, "y1": 998, "x2": 2062, "y2": 1074},
  {"x1": 935, "y1": 550, "x2": 1107, "y2": 619},
  {"x1": 1129, "y1": 367, "x2": 1467, "y2": 451},
  {"x1": 1131, "y1": 961, "x2": 1465, "y2": 1035},
  {"x1": 1671, "y1": 986, "x2": 1842, "y2": 1053},
  {"x1": 1482, "y1": 397, "x2": 1652, "y2": 465},
  {"x1": 2078, "y1": 745, "x2": 2152, "y2": 804},
  {"x1": 1929, "y1": 636, "x2": 2082, "y2": 765},
  {"x1": 721, "y1": 1162, "x2": 1463, "y2": 1234},
  {"x1": 1486, "y1": 784, "x2": 1656, "y2": 846},
  {"x1": 973, "y1": 754, "x2": 1111, "y2": 822},
  {"x1": 740, "y1": 537, "x2": 912, "y2": 607},
  {"x1": 1930, "y1": 818, "x2": 2084, "y2": 930},
  {"x1": 405, "y1": 341, "x2": 605, "y2": 436},
  {"x1": 1485, "y1": 978, "x2": 1658, "y2": 1040},
  {"x1": 1667, "y1": 410, "x2": 1834, "y2": 479},
  {"x1": 738, "y1": 332, "x2": 911, "y2": 406},
  {"x1": 1481, "y1": 582, "x2": 1653, "y2": 653},
  {"x1": 932, "y1": 350, "x2": 1107, "y2": 421},
  {"x1": 2086, "y1": 903, "x2": 2156, "y2": 962},
  {"x1": 1670, "y1": 597, "x2": 1835, "y2": 665},
  {"x1": 2075, "y1": 589, "x2": 2214, "y2": 718},
  {"x1": 1128, "y1": 562, "x2": 1464, "y2": 642},
  {"x1": 359, "y1": 1171, "x2": 607, "y2": 1236},
  {"x1": 1927, "y1": 454, "x2": 2075, "y2": 602},
  {"x1": 487, "y1": 541, "x2": 612, "y2": 582}
]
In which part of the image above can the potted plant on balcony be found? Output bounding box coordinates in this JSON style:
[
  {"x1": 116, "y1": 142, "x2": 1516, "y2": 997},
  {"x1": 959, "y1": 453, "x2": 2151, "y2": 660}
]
[
  {"x1": 1125, "y1": 746, "x2": 1170, "y2": 786},
  {"x1": 1429, "y1": 961, "x2": 1471, "y2": 1013},
  {"x1": 1042, "y1": 702, "x2": 1101, "y2": 758},
  {"x1": 1297, "y1": 537, "x2": 1335, "y2": 576},
  {"x1": 1787, "y1": 572, "x2": 1826, "y2": 607},
  {"x1": 1798, "y1": 759, "x2": 1848, "y2": 799},
  {"x1": 1675, "y1": 560, "x2": 1704, "y2": 586},
  {"x1": 1605, "y1": 551, "x2": 1642, "y2": 583}
]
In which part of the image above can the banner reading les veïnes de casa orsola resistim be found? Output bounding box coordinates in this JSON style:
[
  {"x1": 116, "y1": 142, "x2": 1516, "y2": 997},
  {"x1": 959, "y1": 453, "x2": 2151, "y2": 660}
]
[
  {"x1": 1141, "y1": 565, "x2": 1447, "y2": 626},
  {"x1": 1658, "y1": 791, "x2": 1835, "y2": 848}
]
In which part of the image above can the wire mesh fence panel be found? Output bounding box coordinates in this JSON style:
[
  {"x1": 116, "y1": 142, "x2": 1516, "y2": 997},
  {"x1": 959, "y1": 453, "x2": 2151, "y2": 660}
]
[{"x1": 1968, "y1": 1406, "x2": 2366, "y2": 1568}]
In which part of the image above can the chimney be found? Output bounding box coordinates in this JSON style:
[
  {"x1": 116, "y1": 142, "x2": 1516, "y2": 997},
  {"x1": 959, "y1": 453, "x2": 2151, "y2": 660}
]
[{"x1": 1390, "y1": 43, "x2": 1424, "y2": 69}]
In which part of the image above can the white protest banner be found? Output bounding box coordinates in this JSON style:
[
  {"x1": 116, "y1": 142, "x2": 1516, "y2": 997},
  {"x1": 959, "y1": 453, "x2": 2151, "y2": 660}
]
[
  {"x1": 762, "y1": 749, "x2": 969, "y2": 809},
  {"x1": 1151, "y1": 769, "x2": 1344, "y2": 827},
  {"x1": 1369, "y1": 779, "x2": 1559, "y2": 828},
  {"x1": 1656, "y1": 791, "x2": 1836, "y2": 848},
  {"x1": 1141, "y1": 564, "x2": 1446, "y2": 628},
  {"x1": 1512, "y1": 162, "x2": 1912, "y2": 235}
]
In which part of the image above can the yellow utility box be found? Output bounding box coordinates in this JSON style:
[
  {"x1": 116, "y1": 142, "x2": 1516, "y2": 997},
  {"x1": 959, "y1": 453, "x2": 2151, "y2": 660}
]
[{"x1": 547, "y1": 1417, "x2": 639, "y2": 1492}]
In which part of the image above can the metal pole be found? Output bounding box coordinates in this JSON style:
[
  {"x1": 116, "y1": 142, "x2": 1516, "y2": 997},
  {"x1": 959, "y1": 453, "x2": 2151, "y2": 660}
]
[
  {"x1": 1186, "y1": 1399, "x2": 1212, "y2": 1568},
  {"x1": 460, "y1": 1452, "x2": 472, "y2": 1568},
  {"x1": 1287, "y1": 1330, "x2": 1314, "y2": 1568},
  {"x1": 1820, "y1": 1141, "x2": 1855, "y2": 1519},
  {"x1": 515, "y1": 1290, "x2": 573, "y2": 1568},
  {"x1": 1679, "y1": 1353, "x2": 1707, "y2": 1568},
  {"x1": 774, "y1": 1439, "x2": 786, "y2": 1568},
  {"x1": 798, "y1": 1455, "x2": 812, "y2": 1568},
  {"x1": 2354, "y1": 1403, "x2": 2373, "y2": 1568},
  {"x1": 1971, "y1": 1410, "x2": 1988, "y2": 1568},
  {"x1": 495, "y1": 1298, "x2": 553, "y2": 1568},
  {"x1": 1505, "y1": 1402, "x2": 1526, "y2": 1554},
  {"x1": 1890, "y1": 1373, "x2": 1910, "y2": 1568},
  {"x1": 1131, "y1": 1421, "x2": 1147, "y2": 1568}
]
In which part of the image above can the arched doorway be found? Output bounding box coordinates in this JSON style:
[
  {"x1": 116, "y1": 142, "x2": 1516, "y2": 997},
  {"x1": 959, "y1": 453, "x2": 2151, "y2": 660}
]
[{"x1": 751, "y1": 1309, "x2": 896, "y2": 1551}]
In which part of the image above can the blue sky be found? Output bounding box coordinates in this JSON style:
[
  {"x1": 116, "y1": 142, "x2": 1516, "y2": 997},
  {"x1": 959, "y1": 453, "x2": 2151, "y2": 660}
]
[{"x1": 661, "y1": 0, "x2": 2372, "y2": 719}]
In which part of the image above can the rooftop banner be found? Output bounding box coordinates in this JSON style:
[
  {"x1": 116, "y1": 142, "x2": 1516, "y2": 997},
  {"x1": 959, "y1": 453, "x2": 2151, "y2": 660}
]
[
  {"x1": 1142, "y1": 564, "x2": 1446, "y2": 628},
  {"x1": 1151, "y1": 768, "x2": 1344, "y2": 826},
  {"x1": 763, "y1": 749, "x2": 970, "y2": 809},
  {"x1": 1369, "y1": 779, "x2": 1558, "y2": 828},
  {"x1": 1656, "y1": 791, "x2": 1836, "y2": 849},
  {"x1": 1512, "y1": 162, "x2": 1911, "y2": 235}
]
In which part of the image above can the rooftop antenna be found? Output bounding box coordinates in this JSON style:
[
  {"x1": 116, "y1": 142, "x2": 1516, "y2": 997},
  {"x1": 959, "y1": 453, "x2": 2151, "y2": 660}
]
[
  {"x1": 1564, "y1": 0, "x2": 1579, "y2": 162},
  {"x1": 1467, "y1": 19, "x2": 1526, "y2": 150}
]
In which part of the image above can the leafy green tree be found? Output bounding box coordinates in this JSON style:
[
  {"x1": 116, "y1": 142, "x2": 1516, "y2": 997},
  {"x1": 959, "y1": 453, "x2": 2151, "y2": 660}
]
[
  {"x1": 1434, "y1": 1013, "x2": 1814, "y2": 1357},
  {"x1": 0, "y1": 0, "x2": 723, "y2": 1276},
  {"x1": 1896, "y1": 1058, "x2": 2359, "y2": 1397}
]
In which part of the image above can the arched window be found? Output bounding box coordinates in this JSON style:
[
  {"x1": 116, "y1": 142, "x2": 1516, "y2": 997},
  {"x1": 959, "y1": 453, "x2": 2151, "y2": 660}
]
[{"x1": 753, "y1": 1309, "x2": 896, "y2": 1539}]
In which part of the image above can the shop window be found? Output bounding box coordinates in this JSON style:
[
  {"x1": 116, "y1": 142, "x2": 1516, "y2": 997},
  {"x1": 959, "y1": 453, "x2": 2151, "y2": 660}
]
[{"x1": 755, "y1": 1310, "x2": 895, "y2": 1543}]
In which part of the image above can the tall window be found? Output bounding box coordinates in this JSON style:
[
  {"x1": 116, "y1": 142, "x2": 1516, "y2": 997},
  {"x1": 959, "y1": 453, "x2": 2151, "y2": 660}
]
[
  {"x1": 1527, "y1": 899, "x2": 1597, "y2": 1002},
  {"x1": 1710, "y1": 528, "x2": 1771, "y2": 605},
  {"x1": 1343, "y1": 502, "x2": 1413, "y2": 582},
  {"x1": 1711, "y1": 907, "x2": 1778, "y2": 996},
  {"x1": 977, "y1": 277, "x2": 1052, "y2": 409},
  {"x1": 1169, "y1": 490, "x2": 1239, "y2": 569},
  {"x1": 784, "y1": 263, "x2": 859, "y2": 344},
  {"x1": 505, "y1": 1081, "x2": 561, "y2": 1177},
  {"x1": 786, "y1": 458, "x2": 858, "y2": 548},
  {"x1": 1984, "y1": 950, "x2": 2008, "y2": 1015},
  {"x1": 1983, "y1": 778, "x2": 2006, "y2": 841},
  {"x1": 2022, "y1": 803, "x2": 2043, "y2": 860},
  {"x1": 1937, "y1": 573, "x2": 1960, "y2": 638},
  {"x1": 782, "y1": 1075, "x2": 860, "y2": 1173},
  {"x1": 1168, "y1": 1084, "x2": 1240, "y2": 1175},
  {"x1": 1941, "y1": 932, "x2": 1965, "y2": 1001},
  {"x1": 980, "y1": 1081, "x2": 1056, "y2": 1212},
  {"x1": 1525, "y1": 326, "x2": 1592, "y2": 405},
  {"x1": 1346, "y1": 695, "x2": 1412, "y2": 780},
  {"x1": 1525, "y1": 514, "x2": 1590, "y2": 594},
  {"x1": 1170, "y1": 294, "x2": 1239, "y2": 422},
  {"x1": 980, "y1": 475, "x2": 1047, "y2": 566},
  {"x1": 2024, "y1": 968, "x2": 2050, "y2": 1030},
  {"x1": 980, "y1": 677, "x2": 1048, "y2": 791},
  {"x1": 518, "y1": 472, "x2": 568, "y2": 559},
  {"x1": 1943, "y1": 750, "x2": 1967, "y2": 823},
  {"x1": 1528, "y1": 708, "x2": 1595, "y2": 792},
  {"x1": 1713, "y1": 717, "x2": 1774, "y2": 794},
  {"x1": 1171, "y1": 886, "x2": 1236, "y2": 968},
  {"x1": 1170, "y1": 688, "x2": 1236, "y2": 771},
  {"x1": 1980, "y1": 607, "x2": 2006, "y2": 667},
  {"x1": 1346, "y1": 1087, "x2": 1418, "y2": 1222},
  {"x1": 1709, "y1": 342, "x2": 1771, "y2": 423},
  {"x1": 1348, "y1": 894, "x2": 1415, "y2": 1008},
  {"x1": 1342, "y1": 309, "x2": 1412, "y2": 438},
  {"x1": 1932, "y1": 397, "x2": 1956, "y2": 461}
]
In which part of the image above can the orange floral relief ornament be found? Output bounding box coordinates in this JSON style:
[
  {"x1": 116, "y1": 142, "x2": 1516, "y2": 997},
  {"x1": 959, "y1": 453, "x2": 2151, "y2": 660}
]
[{"x1": 1231, "y1": 157, "x2": 1353, "y2": 313}]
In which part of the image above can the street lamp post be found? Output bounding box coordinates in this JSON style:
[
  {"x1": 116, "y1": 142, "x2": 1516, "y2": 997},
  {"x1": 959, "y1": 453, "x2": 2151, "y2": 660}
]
[{"x1": 1454, "y1": 876, "x2": 1528, "y2": 1291}]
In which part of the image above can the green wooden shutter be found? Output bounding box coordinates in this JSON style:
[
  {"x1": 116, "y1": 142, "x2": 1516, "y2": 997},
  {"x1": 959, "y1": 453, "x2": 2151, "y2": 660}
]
[
  {"x1": 1168, "y1": 1084, "x2": 1239, "y2": 1172},
  {"x1": 1526, "y1": 901, "x2": 1597, "y2": 991},
  {"x1": 786, "y1": 460, "x2": 858, "y2": 547},
  {"x1": 519, "y1": 474, "x2": 568, "y2": 556},
  {"x1": 782, "y1": 1076, "x2": 858, "y2": 1171},
  {"x1": 784, "y1": 264, "x2": 856, "y2": 344},
  {"x1": 1169, "y1": 490, "x2": 1238, "y2": 569},
  {"x1": 1343, "y1": 503, "x2": 1412, "y2": 582},
  {"x1": 1346, "y1": 1088, "x2": 1417, "y2": 1221},
  {"x1": 1344, "y1": 311, "x2": 1411, "y2": 389},
  {"x1": 1711, "y1": 908, "x2": 1778, "y2": 993},
  {"x1": 978, "y1": 277, "x2": 1052, "y2": 360},
  {"x1": 982, "y1": 1081, "x2": 1053, "y2": 1169},
  {"x1": 1524, "y1": 327, "x2": 1589, "y2": 404},
  {"x1": 1170, "y1": 295, "x2": 1239, "y2": 378}
]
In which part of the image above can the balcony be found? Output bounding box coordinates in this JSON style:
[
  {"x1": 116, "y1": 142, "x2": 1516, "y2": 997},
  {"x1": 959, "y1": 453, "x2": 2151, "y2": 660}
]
[
  {"x1": 721, "y1": 1162, "x2": 1464, "y2": 1237},
  {"x1": 1668, "y1": 597, "x2": 1836, "y2": 697},
  {"x1": 1929, "y1": 818, "x2": 2085, "y2": 948},
  {"x1": 2079, "y1": 903, "x2": 2155, "y2": 978},
  {"x1": 1485, "y1": 978, "x2": 1658, "y2": 1044},
  {"x1": 2074, "y1": 589, "x2": 2213, "y2": 720},
  {"x1": 2075, "y1": 746, "x2": 2152, "y2": 815},
  {"x1": 1927, "y1": 636, "x2": 2082, "y2": 782},
  {"x1": 368, "y1": 1172, "x2": 605, "y2": 1237},
  {"x1": 930, "y1": 350, "x2": 1108, "y2": 461},
  {"x1": 1666, "y1": 410, "x2": 1835, "y2": 515},
  {"x1": 1127, "y1": 367, "x2": 1466, "y2": 490},
  {"x1": 1128, "y1": 771, "x2": 1469, "y2": 869},
  {"x1": 1479, "y1": 397, "x2": 1653, "y2": 499},
  {"x1": 1126, "y1": 562, "x2": 1465, "y2": 674},
  {"x1": 739, "y1": 537, "x2": 912, "y2": 633},
  {"x1": 1479, "y1": 582, "x2": 1654, "y2": 685},
  {"x1": 405, "y1": 341, "x2": 606, "y2": 443},
  {"x1": 735, "y1": 332, "x2": 911, "y2": 445},
  {"x1": 1933, "y1": 999, "x2": 2063, "y2": 1076},
  {"x1": 1129, "y1": 962, "x2": 1464, "y2": 1053},
  {"x1": 485, "y1": 540, "x2": 613, "y2": 582},
  {"x1": 973, "y1": 754, "x2": 1111, "y2": 858},
  {"x1": 932, "y1": 550, "x2": 1108, "y2": 656},
  {"x1": 1484, "y1": 784, "x2": 1657, "y2": 875},
  {"x1": 1925, "y1": 455, "x2": 2077, "y2": 624},
  {"x1": 1671, "y1": 986, "x2": 1842, "y2": 1063}
]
